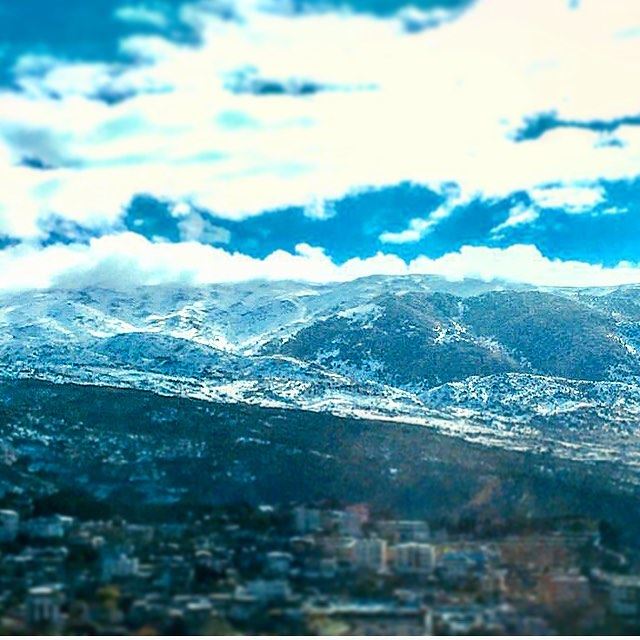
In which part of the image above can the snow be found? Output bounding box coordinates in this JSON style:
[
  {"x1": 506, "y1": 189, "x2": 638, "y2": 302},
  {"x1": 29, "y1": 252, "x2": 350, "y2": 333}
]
[{"x1": 3, "y1": 277, "x2": 640, "y2": 479}]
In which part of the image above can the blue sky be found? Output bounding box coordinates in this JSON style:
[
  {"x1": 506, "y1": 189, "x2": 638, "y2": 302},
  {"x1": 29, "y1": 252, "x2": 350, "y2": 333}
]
[{"x1": 1, "y1": 0, "x2": 640, "y2": 289}]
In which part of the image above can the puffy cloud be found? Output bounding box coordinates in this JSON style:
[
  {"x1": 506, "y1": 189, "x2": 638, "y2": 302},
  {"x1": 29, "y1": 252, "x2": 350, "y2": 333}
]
[
  {"x1": 379, "y1": 218, "x2": 433, "y2": 244},
  {"x1": 1, "y1": 234, "x2": 640, "y2": 291},
  {"x1": 488, "y1": 183, "x2": 612, "y2": 237},
  {"x1": 529, "y1": 184, "x2": 605, "y2": 213},
  {"x1": 409, "y1": 244, "x2": 640, "y2": 287},
  {"x1": 13, "y1": 56, "x2": 118, "y2": 100}
]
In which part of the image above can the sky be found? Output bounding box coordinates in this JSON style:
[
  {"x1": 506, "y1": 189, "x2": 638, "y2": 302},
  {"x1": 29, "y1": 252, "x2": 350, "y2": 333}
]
[{"x1": 1, "y1": 0, "x2": 640, "y2": 289}]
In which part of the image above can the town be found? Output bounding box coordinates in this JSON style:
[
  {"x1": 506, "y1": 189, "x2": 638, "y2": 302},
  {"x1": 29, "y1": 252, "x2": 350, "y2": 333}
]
[{"x1": 1, "y1": 495, "x2": 640, "y2": 635}]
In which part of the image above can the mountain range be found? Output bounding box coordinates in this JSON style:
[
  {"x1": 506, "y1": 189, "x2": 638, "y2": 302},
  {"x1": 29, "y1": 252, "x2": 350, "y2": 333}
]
[{"x1": 3, "y1": 275, "x2": 640, "y2": 483}]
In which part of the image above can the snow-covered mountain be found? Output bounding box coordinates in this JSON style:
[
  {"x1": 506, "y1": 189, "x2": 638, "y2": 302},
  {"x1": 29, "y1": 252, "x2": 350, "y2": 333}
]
[{"x1": 4, "y1": 276, "x2": 640, "y2": 472}]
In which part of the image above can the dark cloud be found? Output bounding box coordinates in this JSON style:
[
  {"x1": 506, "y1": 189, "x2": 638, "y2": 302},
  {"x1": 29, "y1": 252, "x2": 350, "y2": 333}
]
[
  {"x1": 0, "y1": 236, "x2": 19, "y2": 250},
  {"x1": 19, "y1": 156, "x2": 56, "y2": 170},
  {"x1": 225, "y1": 68, "x2": 334, "y2": 97},
  {"x1": 514, "y1": 111, "x2": 640, "y2": 142}
]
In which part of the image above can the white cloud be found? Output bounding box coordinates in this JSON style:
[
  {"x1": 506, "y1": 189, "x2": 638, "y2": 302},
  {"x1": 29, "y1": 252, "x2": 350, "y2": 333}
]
[
  {"x1": 303, "y1": 197, "x2": 336, "y2": 220},
  {"x1": 409, "y1": 244, "x2": 640, "y2": 287},
  {"x1": 379, "y1": 217, "x2": 433, "y2": 244},
  {"x1": 491, "y1": 204, "x2": 539, "y2": 235},
  {"x1": 379, "y1": 192, "x2": 464, "y2": 244},
  {"x1": 529, "y1": 184, "x2": 605, "y2": 212},
  {"x1": 488, "y1": 184, "x2": 611, "y2": 237},
  {"x1": 1, "y1": 0, "x2": 640, "y2": 239},
  {"x1": 14, "y1": 58, "x2": 117, "y2": 99},
  {"x1": 115, "y1": 5, "x2": 169, "y2": 29},
  {"x1": 1, "y1": 234, "x2": 640, "y2": 291}
]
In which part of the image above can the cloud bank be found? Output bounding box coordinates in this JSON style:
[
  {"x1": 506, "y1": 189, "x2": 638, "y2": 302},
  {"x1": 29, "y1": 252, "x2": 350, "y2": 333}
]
[{"x1": 2, "y1": 233, "x2": 640, "y2": 292}]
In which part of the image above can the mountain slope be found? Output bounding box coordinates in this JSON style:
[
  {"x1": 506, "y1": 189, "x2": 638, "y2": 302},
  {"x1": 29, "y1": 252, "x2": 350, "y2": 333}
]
[
  {"x1": 2, "y1": 378, "x2": 639, "y2": 541},
  {"x1": 263, "y1": 292, "x2": 522, "y2": 387},
  {"x1": 462, "y1": 291, "x2": 640, "y2": 381},
  {"x1": 3, "y1": 276, "x2": 640, "y2": 470}
]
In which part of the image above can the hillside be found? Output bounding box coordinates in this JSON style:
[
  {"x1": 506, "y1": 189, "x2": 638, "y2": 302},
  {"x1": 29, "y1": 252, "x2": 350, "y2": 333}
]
[
  {"x1": 1, "y1": 378, "x2": 639, "y2": 540},
  {"x1": 3, "y1": 276, "x2": 640, "y2": 471}
]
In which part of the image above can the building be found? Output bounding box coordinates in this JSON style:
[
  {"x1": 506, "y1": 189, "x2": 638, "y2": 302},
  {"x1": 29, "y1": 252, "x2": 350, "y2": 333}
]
[
  {"x1": 348, "y1": 538, "x2": 388, "y2": 572},
  {"x1": 379, "y1": 520, "x2": 430, "y2": 543},
  {"x1": 101, "y1": 550, "x2": 140, "y2": 581},
  {"x1": 346, "y1": 504, "x2": 370, "y2": 526},
  {"x1": 602, "y1": 573, "x2": 640, "y2": 619},
  {"x1": 26, "y1": 585, "x2": 63, "y2": 629},
  {"x1": 433, "y1": 605, "x2": 485, "y2": 635},
  {"x1": 293, "y1": 506, "x2": 322, "y2": 534},
  {"x1": 538, "y1": 572, "x2": 591, "y2": 612},
  {"x1": 23, "y1": 516, "x2": 66, "y2": 540},
  {"x1": 265, "y1": 551, "x2": 293, "y2": 576},
  {"x1": 393, "y1": 542, "x2": 436, "y2": 575},
  {"x1": 337, "y1": 511, "x2": 364, "y2": 537},
  {"x1": 306, "y1": 601, "x2": 430, "y2": 636},
  {"x1": 438, "y1": 549, "x2": 486, "y2": 583},
  {"x1": 0, "y1": 509, "x2": 19, "y2": 542},
  {"x1": 241, "y1": 579, "x2": 292, "y2": 603}
]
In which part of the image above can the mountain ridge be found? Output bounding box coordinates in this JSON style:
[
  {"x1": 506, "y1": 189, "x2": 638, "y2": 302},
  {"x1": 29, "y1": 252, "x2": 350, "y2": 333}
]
[{"x1": 3, "y1": 275, "x2": 640, "y2": 474}]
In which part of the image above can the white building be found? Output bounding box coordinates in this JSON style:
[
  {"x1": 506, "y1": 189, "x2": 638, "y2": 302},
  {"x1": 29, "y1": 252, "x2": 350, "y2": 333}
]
[
  {"x1": 338, "y1": 510, "x2": 363, "y2": 537},
  {"x1": 438, "y1": 550, "x2": 483, "y2": 583},
  {"x1": 27, "y1": 585, "x2": 63, "y2": 628},
  {"x1": 393, "y1": 542, "x2": 436, "y2": 574}
]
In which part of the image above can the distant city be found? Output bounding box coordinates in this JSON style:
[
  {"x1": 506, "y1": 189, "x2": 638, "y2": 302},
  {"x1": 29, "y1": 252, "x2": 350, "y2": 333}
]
[
  {"x1": 1, "y1": 495, "x2": 639, "y2": 635},
  {"x1": 4, "y1": 279, "x2": 640, "y2": 635}
]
